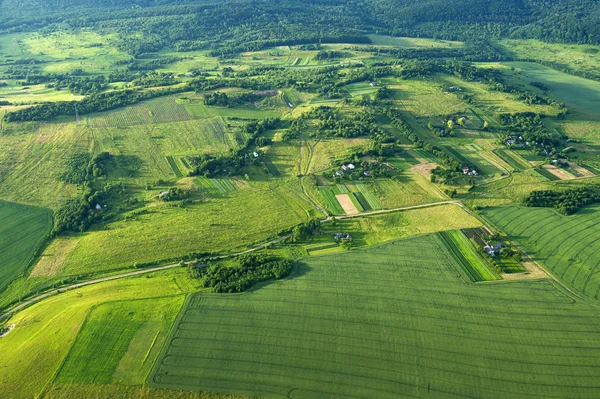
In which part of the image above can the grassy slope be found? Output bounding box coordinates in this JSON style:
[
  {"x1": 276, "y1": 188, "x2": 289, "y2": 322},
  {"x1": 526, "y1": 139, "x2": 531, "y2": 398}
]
[
  {"x1": 151, "y1": 235, "x2": 600, "y2": 398},
  {"x1": 482, "y1": 204, "x2": 600, "y2": 301},
  {"x1": 58, "y1": 180, "x2": 313, "y2": 276},
  {"x1": 0, "y1": 268, "x2": 197, "y2": 399},
  {"x1": 0, "y1": 200, "x2": 52, "y2": 291}
]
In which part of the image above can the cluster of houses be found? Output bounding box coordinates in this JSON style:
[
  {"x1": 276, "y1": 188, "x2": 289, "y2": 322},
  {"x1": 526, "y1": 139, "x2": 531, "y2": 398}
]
[
  {"x1": 506, "y1": 135, "x2": 553, "y2": 156},
  {"x1": 462, "y1": 166, "x2": 478, "y2": 177},
  {"x1": 335, "y1": 163, "x2": 356, "y2": 177}
]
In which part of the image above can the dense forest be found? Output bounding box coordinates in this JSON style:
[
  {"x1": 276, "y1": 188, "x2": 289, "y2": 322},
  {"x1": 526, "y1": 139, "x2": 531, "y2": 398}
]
[{"x1": 1, "y1": 0, "x2": 600, "y2": 58}]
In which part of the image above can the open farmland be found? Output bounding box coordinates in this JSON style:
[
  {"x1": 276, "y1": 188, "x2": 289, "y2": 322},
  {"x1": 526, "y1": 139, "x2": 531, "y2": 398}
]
[
  {"x1": 386, "y1": 78, "x2": 467, "y2": 117},
  {"x1": 370, "y1": 175, "x2": 444, "y2": 208},
  {"x1": 0, "y1": 201, "x2": 52, "y2": 292},
  {"x1": 0, "y1": 267, "x2": 203, "y2": 399},
  {"x1": 87, "y1": 96, "x2": 191, "y2": 127},
  {"x1": 53, "y1": 181, "x2": 313, "y2": 277},
  {"x1": 55, "y1": 297, "x2": 183, "y2": 384},
  {"x1": 0, "y1": 123, "x2": 86, "y2": 208},
  {"x1": 438, "y1": 75, "x2": 560, "y2": 116},
  {"x1": 439, "y1": 230, "x2": 500, "y2": 281},
  {"x1": 482, "y1": 205, "x2": 600, "y2": 300},
  {"x1": 482, "y1": 62, "x2": 600, "y2": 117},
  {"x1": 151, "y1": 234, "x2": 600, "y2": 398},
  {"x1": 308, "y1": 203, "x2": 482, "y2": 253}
]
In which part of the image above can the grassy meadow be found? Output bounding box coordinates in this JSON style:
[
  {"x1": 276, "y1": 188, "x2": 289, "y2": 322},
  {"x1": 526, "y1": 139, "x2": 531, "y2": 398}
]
[
  {"x1": 0, "y1": 201, "x2": 52, "y2": 292},
  {"x1": 150, "y1": 234, "x2": 600, "y2": 398}
]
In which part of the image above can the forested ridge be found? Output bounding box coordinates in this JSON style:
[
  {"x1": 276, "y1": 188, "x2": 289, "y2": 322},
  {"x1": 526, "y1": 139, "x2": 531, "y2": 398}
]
[{"x1": 1, "y1": 0, "x2": 599, "y2": 57}]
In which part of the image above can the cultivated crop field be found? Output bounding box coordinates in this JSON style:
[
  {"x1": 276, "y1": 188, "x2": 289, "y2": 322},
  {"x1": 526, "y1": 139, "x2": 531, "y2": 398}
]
[
  {"x1": 370, "y1": 175, "x2": 444, "y2": 208},
  {"x1": 0, "y1": 123, "x2": 85, "y2": 208},
  {"x1": 386, "y1": 78, "x2": 467, "y2": 117},
  {"x1": 0, "y1": 268, "x2": 197, "y2": 399},
  {"x1": 439, "y1": 230, "x2": 500, "y2": 281},
  {"x1": 482, "y1": 205, "x2": 600, "y2": 300},
  {"x1": 87, "y1": 96, "x2": 191, "y2": 127},
  {"x1": 150, "y1": 234, "x2": 600, "y2": 398},
  {"x1": 0, "y1": 201, "x2": 52, "y2": 292},
  {"x1": 55, "y1": 297, "x2": 183, "y2": 384}
]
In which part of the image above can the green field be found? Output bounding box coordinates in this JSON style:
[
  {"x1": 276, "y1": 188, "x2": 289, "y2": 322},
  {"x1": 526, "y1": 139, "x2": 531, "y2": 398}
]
[
  {"x1": 55, "y1": 297, "x2": 182, "y2": 384},
  {"x1": 87, "y1": 96, "x2": 191, "y2": 128},
  {"x1": 482, "y1": 205, "x2": 600, "y2": 300},
  {"x1": 0, "y1": 268, "x2": 200, "y2": 399},
  {"x1": 194, "y1": 177, "x2": 237, "y2": 197},
  {"x1": 317, "y1": 186, "x2": 345, "y2": 215},
  {"x1": 183, "y1": 103, "x2": 282, "y2": 119},
  {"x1": 494, "y1": 149, "x2": 530, "y2": 171},
  {"x1": 387, "y1": 78, "x2": 468, "y2": 117},
  {"x1": 0, "y1": 201, "x2": 52, "y2": 292},
  {"x1": 483, "y1": 62, "x2": 600, "y2": 117},
  {"x1": 150, "y1": 234, "x2": 600, "y2": 398},
  {"x1": 366, "y1": 34, "x2": 463, "y2": 48},
  {"x1": 439, "y1": 230, "x2": 500, "y2": 281}
]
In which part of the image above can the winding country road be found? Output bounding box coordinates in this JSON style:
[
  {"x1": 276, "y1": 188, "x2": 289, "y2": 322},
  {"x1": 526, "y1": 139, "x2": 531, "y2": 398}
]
[{"x1": 0, "y1": 200, "x2": 460, "y2": 322}]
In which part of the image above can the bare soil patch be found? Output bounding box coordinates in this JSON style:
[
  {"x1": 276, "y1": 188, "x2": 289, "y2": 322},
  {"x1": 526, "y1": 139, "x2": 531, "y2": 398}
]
[
  {"x1": 335, "y1": 194, "x2": 359, "y2": 215},
  {"x1": 569, "y1": 162, "x2": 595, "y2": 178},
  {"x1": 410, "y1": 162, "x2": 438, "y2": 178},
  {"x1": 502, "y1": 261, "x2": 548, "y2": 280},
  {"x1": 542, "y1": 164, "x2": 575, "y2": 180}
]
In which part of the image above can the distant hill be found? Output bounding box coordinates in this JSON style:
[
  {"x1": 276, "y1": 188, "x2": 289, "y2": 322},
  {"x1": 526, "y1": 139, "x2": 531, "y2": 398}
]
[{"x1": 1, "y1": 0, "x2": 599, "y2": 54}]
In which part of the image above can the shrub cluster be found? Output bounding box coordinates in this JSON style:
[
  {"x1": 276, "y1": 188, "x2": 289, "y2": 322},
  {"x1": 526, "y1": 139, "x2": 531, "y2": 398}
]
[
  {"x1": 523, "y1": 187, "x2": 598, "y2": 215},
  {"x1": 197, "y1": 254, "x2": 294, "y2": 293}
]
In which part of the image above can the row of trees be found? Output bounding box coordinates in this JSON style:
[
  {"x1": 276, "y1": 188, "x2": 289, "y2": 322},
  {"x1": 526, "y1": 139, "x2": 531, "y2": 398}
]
[{"x1": 4, "y1": 86, "x2": 185, "y2": 122}]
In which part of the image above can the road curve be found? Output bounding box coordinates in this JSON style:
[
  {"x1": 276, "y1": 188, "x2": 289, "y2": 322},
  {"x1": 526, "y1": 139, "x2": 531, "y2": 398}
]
[{"x1": 0, "y1": 200, "x2": 459, "y2": 322}]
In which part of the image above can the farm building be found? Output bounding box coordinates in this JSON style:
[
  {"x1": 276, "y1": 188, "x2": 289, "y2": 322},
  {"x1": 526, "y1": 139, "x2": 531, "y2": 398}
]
[
  {"x1": 159, "y1": 191, "x2": 169, "y2": 199},
  {"x1": 484, "y1": 243, "x2": 503, "y2": 256},
  {"x1": 334, "y1": 233, "x2": 352, "y2": 242},
  {"x1": 369, "y1": 82, "x2": 378, "y2": 87}
]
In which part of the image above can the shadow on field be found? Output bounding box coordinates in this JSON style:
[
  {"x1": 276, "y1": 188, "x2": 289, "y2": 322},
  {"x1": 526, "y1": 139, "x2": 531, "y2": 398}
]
[{"x1": 244, "y1": 262, "x2": 312, "y2": 294}]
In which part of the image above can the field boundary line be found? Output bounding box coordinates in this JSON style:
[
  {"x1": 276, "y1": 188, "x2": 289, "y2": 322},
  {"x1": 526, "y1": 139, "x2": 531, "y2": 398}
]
[{"x1": 0, "y1": 200, "x2": 475, "y2": 322}]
